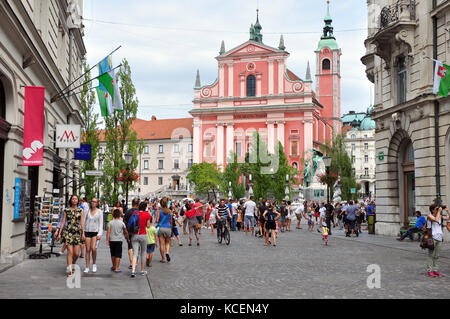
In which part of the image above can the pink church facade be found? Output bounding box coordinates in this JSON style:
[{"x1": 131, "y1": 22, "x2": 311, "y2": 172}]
[{"x1": 190, "y1": 4, "x2": 341, "y2": 180}]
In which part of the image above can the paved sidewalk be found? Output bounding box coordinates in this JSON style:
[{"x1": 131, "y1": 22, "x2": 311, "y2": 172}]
[
  {"x1": 0, "y1": 238, "x2": 153, "y2": 299},
  {"x1": 0, "y1": 219, "x2": 449, "y2": 299}
]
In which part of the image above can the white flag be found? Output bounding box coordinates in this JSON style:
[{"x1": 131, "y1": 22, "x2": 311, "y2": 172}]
[
  {"x1": 433, "y1": 59, "x2": 444, "y2": 94},
  {"x1": 109, "y1": 69, "x2": 123, "y2": 111}
]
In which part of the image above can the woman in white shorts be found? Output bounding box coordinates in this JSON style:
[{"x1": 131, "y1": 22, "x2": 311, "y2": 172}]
[{"x1": 208, "y1": 201, "x2": 217, "y2": 234}]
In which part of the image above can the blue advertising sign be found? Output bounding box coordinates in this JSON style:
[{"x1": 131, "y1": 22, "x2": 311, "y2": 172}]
[
  {"x1": 14, "y1": 178, "x2": 20, "y2": 220},
  {"x1": 74, "y1": 144, "x2": 91, "y2": 161}
]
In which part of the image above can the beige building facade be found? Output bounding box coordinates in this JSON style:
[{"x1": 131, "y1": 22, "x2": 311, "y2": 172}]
[
  {"x1": 98, "y1": 117, "x2": 194, "y2": 201},
  {"x1": 362, "y1": 0, "x2": 450, "y2": 237},
  {"x1": 342, "y1": 109, "x2": 377, "y2": 199},
  {"x1": 0, "y1": 0, "x2": 86, "y2": 265}
]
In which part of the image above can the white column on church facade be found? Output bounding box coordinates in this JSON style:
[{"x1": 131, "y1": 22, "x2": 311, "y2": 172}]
[
  {"x1": 267, "y1": 121, "x2": 275, "y2": 154},
  {"x1": 278, "y1": 59, "x2": 284, "y2": 94},
  {"x1": 226, "y1": 124, "x2": 234, "y2": 163},
  {"x1": 277, "y1": 121, "x2": 285, "y2": 148},
  {"x1": 228, "y1": 63, "x2": 234, "y2": 97},
  {"x1": 193, "y1": 123, "x2": 201, "y2": 163},
  {"x1": 217, "y1": 123, "x2": 225, "y2": 168},
  {"x1": 304, "y1": 119, "x2": 313, "y2": 154},
  {"x1": 219, "y1": 63, "x2": 225, "y2": 97},
  {"x1": 268, "y1": 59, "x2": 274, "y2": 95}
]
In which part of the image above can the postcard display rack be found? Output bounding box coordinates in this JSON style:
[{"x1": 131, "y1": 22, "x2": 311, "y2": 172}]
[{"x1": 29, "y1": 197, "x2": 63, "y2": 259}]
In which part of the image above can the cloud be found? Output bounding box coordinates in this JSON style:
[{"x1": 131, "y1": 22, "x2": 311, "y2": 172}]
[{"x1": 83, "y1": 0, "x2": 372, "y2": 121}]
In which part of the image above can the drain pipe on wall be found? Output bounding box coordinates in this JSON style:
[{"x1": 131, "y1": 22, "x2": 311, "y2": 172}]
[{"x1": 432, "y1": 1, "x2": 442, "y2": 205}]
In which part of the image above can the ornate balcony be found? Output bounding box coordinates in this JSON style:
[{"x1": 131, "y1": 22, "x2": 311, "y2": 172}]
[
  {"x1": 362, "y1": 0, "x2": 416, "y2": 72},
  {"x1": 379, "y1": 0, "x2": 416, "y2": 29}
]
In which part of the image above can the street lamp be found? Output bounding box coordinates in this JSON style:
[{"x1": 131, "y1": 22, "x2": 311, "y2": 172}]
[
  {"x1": 323, "y1": 155, "x2": 332, "y2": 203},
  {"x1": 248, "y1": 174, "x2": 254, "y2": 198},
  {"x1": 80, "y1": 173, "x2": 86, "y2": 198},
  {"x1": 98, "y1": 155, "x2": 105, "y2": 199},
  {"x1": 124, "y1": 153, "x2": 133, "y2": 210},
  {"x1": 285, "y1": 174, "x2": 290, "y2": 201},
  {"x1": 118, "y1": 181, "x2": 124, "y2": 207},
  {"x1": 228, "y1": 181, "x2": 233, "y2": 199}
]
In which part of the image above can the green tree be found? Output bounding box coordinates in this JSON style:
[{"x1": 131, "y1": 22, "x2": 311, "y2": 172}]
[
  {"x1": 271, "y1": 142, "x2": 298, "y2": 202},
  {"x1": 79, "y1": 62, "x2": 101, "y2": 200},
  {"x1": 320, "y1": 134, "x2": 360, "y2": 201},
  {"x1": 221, "y1": 152, "x2": 245, "y2": 200},
  {"x1": 187, "y1": 162, "x2": 222, "y2": 200},
  {"x1": 244, "y1": 132, "x2": 272, "y2": 200},
  {"x1": 102, "y1": 58, "x2": 144, "y2": 205}
]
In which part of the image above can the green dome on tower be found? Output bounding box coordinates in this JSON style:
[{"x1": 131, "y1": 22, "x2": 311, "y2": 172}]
[{"x1": 317, "y1": 0, "x2": 339, "y2": 51}]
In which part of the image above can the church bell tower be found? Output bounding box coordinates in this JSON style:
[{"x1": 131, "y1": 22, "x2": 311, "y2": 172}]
[{"x1": 315, "y1": 0, "x2": 342, "y2": 135}]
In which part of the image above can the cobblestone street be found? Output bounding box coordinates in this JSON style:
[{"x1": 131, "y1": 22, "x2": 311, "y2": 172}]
[{"x1": 1, "y1": 220, "x2": 449, "y2": 299}]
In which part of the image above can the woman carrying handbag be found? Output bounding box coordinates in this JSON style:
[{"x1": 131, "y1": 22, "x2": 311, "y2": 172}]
[{"x1": 425, "y1": 204, "x2": 449, "y2": 278}]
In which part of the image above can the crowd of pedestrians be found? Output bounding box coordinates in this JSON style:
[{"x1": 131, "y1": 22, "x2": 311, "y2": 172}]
[{"x1": 54, "y1": 193, "x2": 450, "y2": 279}]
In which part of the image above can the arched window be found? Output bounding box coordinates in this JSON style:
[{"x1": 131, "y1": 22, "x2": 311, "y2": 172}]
[
  {"x1": 246, "y1": 75, "x2": 256, "y2": 97},
  {"x1": 322, "y1": 59, "x2": 331, "y2": 71}
]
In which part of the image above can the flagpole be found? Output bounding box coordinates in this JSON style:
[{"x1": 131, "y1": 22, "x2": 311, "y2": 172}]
[
  {"x1": 51, "y1": 45, "x2": 122, "y2": 103},
  {"x1": 51, "y1": 64, "x2": 122, "y2": 103},
  {"x1": 63, "y1": 87, "x2": 100, "y2": 99}
]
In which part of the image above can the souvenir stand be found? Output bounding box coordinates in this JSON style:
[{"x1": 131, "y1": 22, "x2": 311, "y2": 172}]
[{"x1": 29, "y1": 197, "x2": 63, "y2": 259}]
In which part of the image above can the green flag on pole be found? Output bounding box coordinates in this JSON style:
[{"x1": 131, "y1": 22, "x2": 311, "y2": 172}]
[
  {"x1": 96, "y1": 86, "x2": 113, "y2": 117},
  {"x1": 98, "y1": 72, "x2": 115, "y2": 100}
]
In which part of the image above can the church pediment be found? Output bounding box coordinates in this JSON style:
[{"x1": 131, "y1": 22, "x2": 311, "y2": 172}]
[{"x1": 218, "y1": 41, "x2": 286, "y2": 58}]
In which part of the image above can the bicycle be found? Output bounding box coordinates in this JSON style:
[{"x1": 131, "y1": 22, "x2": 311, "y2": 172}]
[{"x1": 216, "y1": 218, "x2": 230, "y2": 245}]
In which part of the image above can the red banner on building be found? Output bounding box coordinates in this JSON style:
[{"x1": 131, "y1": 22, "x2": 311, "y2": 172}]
[{"x1": 22, "y1": 86, "x2": 45, "y2": 166}]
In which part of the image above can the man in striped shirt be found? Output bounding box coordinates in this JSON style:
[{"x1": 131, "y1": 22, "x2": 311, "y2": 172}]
[{"x1": 216, "y1": 199, "x2": 230, "y2": 234}]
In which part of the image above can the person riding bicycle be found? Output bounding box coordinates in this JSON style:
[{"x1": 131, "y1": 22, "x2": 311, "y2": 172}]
[{"x1": 216, "y1": 199, "x2": 231, "y2": 235}]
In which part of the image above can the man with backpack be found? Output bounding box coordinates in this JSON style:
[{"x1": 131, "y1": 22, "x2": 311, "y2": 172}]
[
  {"x1": 129, "y1": 201, "x2": 152, "y2": 277},
  {"x1": 124, "y1": 198, "x2": 140, "y2": 270}
]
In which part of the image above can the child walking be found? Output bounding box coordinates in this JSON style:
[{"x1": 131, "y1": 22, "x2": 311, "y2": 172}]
[
  {"x1": 170, "y1": 212, "x2": 183, "y2": 247},
  {"x1": 146, "y1": 218, "x2": 158, "y2": 267},
  {"x1": 320, "y1": 207, "x2": 329, "y2": 246},
  {"x1": 307, "y1": 207, "x2": 315, "y2": 232},
  {"x1": 106, "y1": 209, "x2": 130, "y2": 273}
]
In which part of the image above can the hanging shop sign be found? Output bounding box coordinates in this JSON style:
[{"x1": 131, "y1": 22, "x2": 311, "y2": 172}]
[
  {"x1": 74, "y1": 144, "x2": 92, "y2": 160},
  {"x1": 85, "y1": 170, "x2": 104, "y2": 177},
  {"x1": 56, "y1": 125, "x2": 81, "y2": 149},
  {"x1": 22, "y1": 86, "x2": 45, "y2": 166}
]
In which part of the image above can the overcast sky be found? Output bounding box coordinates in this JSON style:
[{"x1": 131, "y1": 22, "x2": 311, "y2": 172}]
[{"x1": 82, "y1": 0, "x2": 373, "y2": 122}]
